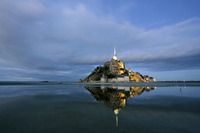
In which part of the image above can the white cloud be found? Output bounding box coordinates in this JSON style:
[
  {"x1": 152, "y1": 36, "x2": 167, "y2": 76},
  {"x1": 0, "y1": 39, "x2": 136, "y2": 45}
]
[{"x1": 0, "y1": 0, "x2": 200, "y2": 81}]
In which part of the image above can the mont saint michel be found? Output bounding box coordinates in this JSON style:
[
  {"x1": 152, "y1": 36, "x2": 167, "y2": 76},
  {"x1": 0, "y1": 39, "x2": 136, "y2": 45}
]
[{"x1": 81, "y1": 48, "x2": 156, "y2": 83}]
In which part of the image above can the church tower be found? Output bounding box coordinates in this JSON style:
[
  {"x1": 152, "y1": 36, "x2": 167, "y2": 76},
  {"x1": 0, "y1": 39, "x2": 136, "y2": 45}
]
[{"x1": 113, "y1": 47, "x2": 118, "y2": 60}]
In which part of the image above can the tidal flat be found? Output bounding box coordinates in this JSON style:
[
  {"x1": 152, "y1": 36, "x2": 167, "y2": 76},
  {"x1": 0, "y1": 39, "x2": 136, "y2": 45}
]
[{"x1": 0, "y1": 83, "x2": 199, "y2": 133}]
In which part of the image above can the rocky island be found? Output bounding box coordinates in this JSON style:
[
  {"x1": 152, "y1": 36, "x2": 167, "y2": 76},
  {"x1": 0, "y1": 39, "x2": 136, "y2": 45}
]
[{"x1": 80, "y1": 48, "x2": 156, "y2": 83}]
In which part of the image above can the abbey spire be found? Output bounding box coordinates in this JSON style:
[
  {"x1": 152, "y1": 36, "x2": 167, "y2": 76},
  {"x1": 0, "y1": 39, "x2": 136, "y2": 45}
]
[{"x1": 113, "y1": 47, "x2": 118, "y2": 60}]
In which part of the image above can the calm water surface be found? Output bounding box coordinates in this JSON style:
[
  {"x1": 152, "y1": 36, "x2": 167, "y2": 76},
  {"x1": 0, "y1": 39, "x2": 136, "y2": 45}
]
[{"x1": 0, "y1": 84, "x2": 200, "y2": 133}]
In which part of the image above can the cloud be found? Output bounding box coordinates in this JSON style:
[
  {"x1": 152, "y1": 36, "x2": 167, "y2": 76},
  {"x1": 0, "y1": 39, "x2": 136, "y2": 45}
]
[{"x1": 0, "y1": 0, "x2": 199, "y2": 81}]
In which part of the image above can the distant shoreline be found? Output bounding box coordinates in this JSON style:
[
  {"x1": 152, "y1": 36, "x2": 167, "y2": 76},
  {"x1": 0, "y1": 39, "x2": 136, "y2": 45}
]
[{"x1": 0, "y1": 81, "x2": 200, "y2": 87}]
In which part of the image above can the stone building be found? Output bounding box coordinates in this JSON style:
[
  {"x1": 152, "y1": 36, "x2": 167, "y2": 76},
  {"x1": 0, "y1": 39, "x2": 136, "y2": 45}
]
[{"x1": 104, "y1": 48, "x2": 126, "y2": 75}]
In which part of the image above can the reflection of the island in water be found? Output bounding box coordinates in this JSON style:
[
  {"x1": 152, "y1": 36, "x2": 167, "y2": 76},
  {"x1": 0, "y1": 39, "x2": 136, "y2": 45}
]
[{"x1": 85, "y1": 86, "x2": 156, "y2": 127}]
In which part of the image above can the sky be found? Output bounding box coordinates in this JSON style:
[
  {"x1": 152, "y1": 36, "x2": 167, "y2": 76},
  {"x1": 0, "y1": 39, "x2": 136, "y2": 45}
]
[{"x1": 0, "y1": 0, "x2": 200, "y2": 81}]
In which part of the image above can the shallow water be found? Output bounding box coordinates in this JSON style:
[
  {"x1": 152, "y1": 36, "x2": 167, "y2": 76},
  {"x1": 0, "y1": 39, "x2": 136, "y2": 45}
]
[{"x1": 0, "y1": 84, "x2": 200, "y2": 133}]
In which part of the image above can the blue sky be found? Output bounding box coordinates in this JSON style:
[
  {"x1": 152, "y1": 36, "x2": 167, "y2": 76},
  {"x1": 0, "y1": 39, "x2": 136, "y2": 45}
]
[{"x1": 0, "y1": 0, "x2": 200, "y2": 81}]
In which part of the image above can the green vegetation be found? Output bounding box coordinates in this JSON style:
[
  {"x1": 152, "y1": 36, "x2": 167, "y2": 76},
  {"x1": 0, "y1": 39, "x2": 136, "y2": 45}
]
[
  {"x1": 107, "y1": 73, "x2": 116, "y2": 78},
  {"x1": 124, "y1": 70, "x2": 129, "y2": 75},
  {"x1": 84, "y1": 66, "x2": 118, "y2": 81}
]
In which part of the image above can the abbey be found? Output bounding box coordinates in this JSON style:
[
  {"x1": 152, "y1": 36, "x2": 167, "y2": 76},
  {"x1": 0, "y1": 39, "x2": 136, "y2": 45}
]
[{"x1": 81, "y1": 48, "x2": 156, "y2": 83}]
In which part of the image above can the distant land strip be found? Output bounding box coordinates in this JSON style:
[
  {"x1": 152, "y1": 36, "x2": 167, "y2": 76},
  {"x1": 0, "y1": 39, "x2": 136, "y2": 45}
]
[{"x1": 0, "y1": 81, "x2": 200, "y2": 87}]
